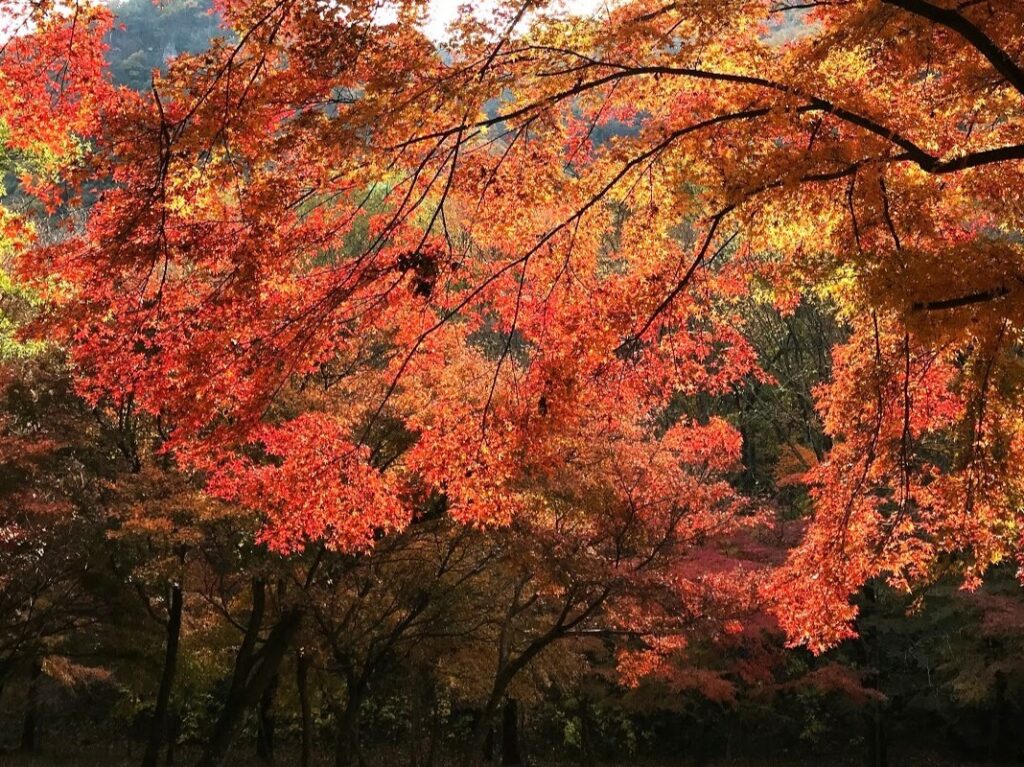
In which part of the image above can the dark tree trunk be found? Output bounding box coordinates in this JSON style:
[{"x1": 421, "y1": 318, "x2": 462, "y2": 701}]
[
  {"x1": 194, "y1": 581, "x2": 303, "y2": 767},
  {"x1": 473, "y1": 678, "x2": 506, "y2": 763},
  {"x1": 20, "y1": 658, "x2": 42, "y2": 752},
  {"x1": 473, "y1": 659, "x2": 530, "y2": 762},
  {"x1": 500, "y1": 698, "x2": 524, "y2": 766},
  {"x1": 578, "y1": 698, "x2": 596, "y2": 767},
  {"x1": 256, "y1": 672, "x2": 279, "y2": 763},
  {"x1": 861, "y1": 584, "x2": 888, "y2": 767},
  {"x1": 985, "y1": 670, "x2": 1011, "y2": 761},
  {"x1": 334, "y1": 688, "x2": 364, "y2": 767},
  {"x1": 735, "y1": 391, "x2": 758, "y2": 491},
  {"x1": 144, "y1": 581, "x2": 184, "y2": 767},
  {"x1": 167, "y1": 709, "x2": 182, "y2": 766},
  {"x1": 470, "y1": 596, "x2": 605, "y2": 766},
  {"x1": 409, "y1": 674, "x2": 423, "y2": 767},
  {"x1": 297, "y1": 650, "x2": 312, "y2": 767},
  {"x1": 333, "y1": 703, "x2": 348, "y2": 767},
  {"x1": 409, "y1": 668, "x2": 437, "y2": 767},
  {"x1": 865, "y1": 706, "x2": 888, "y2": 767},
  {"x1": 426, "y1": 684, "x2": 441, "y2": 767},
  {"x1": 481, "y1": 724, "x2": 494, "y2": 767}
]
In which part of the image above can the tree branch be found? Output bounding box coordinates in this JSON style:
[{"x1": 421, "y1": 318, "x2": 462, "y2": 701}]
[
  {"x1": 881, "y1": 0, "x2": 1024, "y2": 97},
  {"x1": 911, "y1": 286, "x2": 1010, "y2": 311}
]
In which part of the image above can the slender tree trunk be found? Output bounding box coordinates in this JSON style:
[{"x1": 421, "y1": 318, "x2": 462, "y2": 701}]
[
  {"x1": 334, "y1": 686, "x2": 364, "y2": 767},
  {"x1": 297, "y1": 650, "x2": 312, "y2": 767},
  {"x1": 256, "y1": 672, "x2": 279, "y2": 763},
  {"x1": 20, "y1": 658, "x2": 42, "y2": 752},
  {"x1": 426, "y1": 684, "x2": 441, "y2": 767},
  {"x1": 472, "y1": 699, "x2": 498, "y2": 766},
  {"x1": 409, "y1": 673, "x2": 423, "y2": 767},
  {"x1": 865, "y1": 705, "x2": 887, "y2": 767},
  {"x1": 410, "y1": 668, "x2": 437, "y2": 767},
  {"x1": 470, "y1": 602, "x2": 599, "y2": 765},
  {"x1": 0, "y1": 660, "x2": 9, "y2": 709},
  {"x1": 144, "y1": 581, "x2": 184, "y2": 767},
  {"x1": 986, "y1": 670, "x2": 1009, "y2": 762},
  {"x1": 194, "y1": 588, "x2": 303, "y2": 767},
  {"x1": 861, "y1": 584, "x2": 888, "y2": 767},
  {"x1": 500, "y1": 698, "x2": 524, "y2": 766},
  {"x1": 332, "y1": 702, "x2": 348, "y2": 767},
  {"x1": 481, "y1": 724, "x2": 494, "y2": 767},
  {"x1": 167, "y1": 708, "x2": 182, "y2": 766},
  {"x1": 472, "y1": 663, "x2": 524, "y2": 763},
  {"x1": 736, "y1": 391, "x2": 758, "y2": 491},
  {"x1": 474, "y1": 667, "x2": 519, "y2": 765},
  {"x1": 578, "y1": 698, "x2": 596, "y2": 767}
]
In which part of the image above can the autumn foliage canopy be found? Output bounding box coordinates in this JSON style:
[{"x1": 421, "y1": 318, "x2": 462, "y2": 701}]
[{"x1": 5, "y1": 0, "x2": 1024, "y2": 738}]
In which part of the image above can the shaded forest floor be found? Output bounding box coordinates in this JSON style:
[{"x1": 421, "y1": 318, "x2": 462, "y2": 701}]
[{"x1": 0, "y1": 746, "x2": 1006, "y2": 767}]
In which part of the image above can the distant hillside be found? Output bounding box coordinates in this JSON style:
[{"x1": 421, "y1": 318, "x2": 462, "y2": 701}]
[{"x1": 105, "y1": 0, "x2": 224, "y2": 90}]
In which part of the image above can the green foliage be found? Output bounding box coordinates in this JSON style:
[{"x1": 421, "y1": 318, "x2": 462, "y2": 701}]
[{"x1": 0, "y1": 268, "x2": 46, "y2": 360}]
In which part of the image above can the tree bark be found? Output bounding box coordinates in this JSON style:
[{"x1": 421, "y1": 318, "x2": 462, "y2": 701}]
[
  {"x1": 194, "y1": 585, "x2": 303, "y2": 767},
  {"x1": 578, "y1": 698, "x2": 596, "y2": 767},
  {"x1": 860, "y1": 584, "x2": 888, "y2": 767},
  {"x1": 990, "y1": 670, "x2": 1009, "y2": 761},
  {"x1": 426, "y1": 684, "x2": 441, "y2": 767},
  {"x1": 409, "y1": 673, "x2": 423, "y2": 767},
  {"x1": 256, "y1": 672, "x2": 278, "y2": 763},
  {"x1": 297, "y1": 650, "x2": 312, "y2": 767},
  {"x1": 472, "y1": 652, "x2": 538, "y2": 762},
  {"x1": 500, "y1": 698, "x2": 524, "y2": 766},
  {"x1": 143, "y1": 581, "x2": 184, "y2": 767},
  {"x1": 480, "y1": 723, "x2": 494, "y2": 767},
  {"x1": 865, "y1": 705, "x2": 887, "y2": 767},
  {"x1": 167, "y1": 708, "x2": 182, "y2": 766},
  {"x1": 470, "y1": 590, "x2": 607, "y2": 764},
  {"x1": 334, "y1": 685, "x2": 364, "y2": 767},
  {"x1": 20, "y1": 658, "x2": 42, "y2": 752}
]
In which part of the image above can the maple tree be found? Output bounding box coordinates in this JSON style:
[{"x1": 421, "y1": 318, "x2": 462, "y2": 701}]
[
  {"x1": 13, "y1": 1, "x2": 768, "y2": 758},
  {"x1": 6, "y1": 0, "x2": 1024, "y2": 762}
]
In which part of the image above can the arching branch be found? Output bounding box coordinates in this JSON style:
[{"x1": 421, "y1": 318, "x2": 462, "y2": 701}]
[{"x1": 881, "y1": 0, "x2": 1024, "y2": 97}]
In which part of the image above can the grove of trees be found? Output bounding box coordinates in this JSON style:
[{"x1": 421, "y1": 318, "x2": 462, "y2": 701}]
[{"x1": 2, "y1": 0, "x2": 1024, "y2": 764}]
